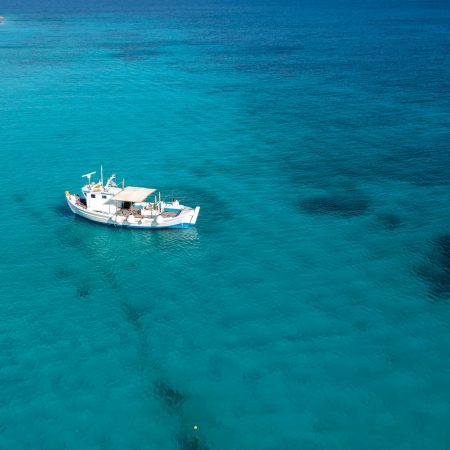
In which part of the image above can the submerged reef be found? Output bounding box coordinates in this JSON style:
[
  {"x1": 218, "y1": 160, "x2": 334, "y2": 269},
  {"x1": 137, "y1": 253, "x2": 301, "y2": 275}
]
[
  {"x1": 175, "y1": 428, "x2": 211, "y2": 450},
  {"x1": 76, "y1": 284, "x2": 90, "y2": 299},
  {"x1": 300, "y1": 192, "x2": 371, "y2": 218},
  {"x1": 377, "y1": 213, "x2": 403, "y2": 230},
  {"x1": 121, "y1": 302, "x2": 142, "y2": 329},
  {"x1": 153, "y1": 380, "x2": 185, "y2": 414}
]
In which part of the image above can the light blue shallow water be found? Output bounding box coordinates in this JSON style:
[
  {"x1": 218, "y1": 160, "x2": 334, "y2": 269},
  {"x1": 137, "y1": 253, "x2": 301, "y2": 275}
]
[{"x1": 1, "y1": 1, "x2": 450, "y2": 448}]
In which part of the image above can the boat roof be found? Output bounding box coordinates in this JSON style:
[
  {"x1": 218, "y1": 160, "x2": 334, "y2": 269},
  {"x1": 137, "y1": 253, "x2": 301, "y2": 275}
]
[{"x1": 112, "y1": 186, "x2": 156, "y2": 202}]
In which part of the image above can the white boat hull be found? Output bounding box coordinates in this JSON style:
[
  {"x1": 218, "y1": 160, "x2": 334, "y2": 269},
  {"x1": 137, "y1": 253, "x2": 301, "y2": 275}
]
[{"x1": 66, "y1": 197, "x2": 200, "y2": 229}]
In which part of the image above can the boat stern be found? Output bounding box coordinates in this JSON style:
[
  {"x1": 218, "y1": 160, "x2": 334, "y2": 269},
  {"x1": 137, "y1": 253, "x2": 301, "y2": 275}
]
[{"x1": 191, "y1": 206, "x2": 200, "y2": 225}]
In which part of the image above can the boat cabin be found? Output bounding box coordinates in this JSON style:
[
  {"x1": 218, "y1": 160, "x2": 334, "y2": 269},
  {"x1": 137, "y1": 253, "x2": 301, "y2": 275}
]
[{"x1": 80, "y1": 172, "x2": 156, "y2": 214}]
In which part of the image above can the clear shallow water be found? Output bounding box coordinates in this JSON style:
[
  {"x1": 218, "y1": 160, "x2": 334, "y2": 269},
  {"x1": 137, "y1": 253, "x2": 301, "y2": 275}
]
[{"x1": 1, "y1": 1, "x2": 450, "y2": 448}]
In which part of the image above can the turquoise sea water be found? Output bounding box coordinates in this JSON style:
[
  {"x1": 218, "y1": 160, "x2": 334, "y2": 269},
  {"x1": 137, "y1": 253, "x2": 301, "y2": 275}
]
[{"x1": 1, "y1": 1, "x2": 450, "y2": 448}]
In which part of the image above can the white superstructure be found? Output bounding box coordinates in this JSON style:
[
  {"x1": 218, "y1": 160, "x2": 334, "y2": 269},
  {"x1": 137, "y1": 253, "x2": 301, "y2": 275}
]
[{"x1": 65, "y1": 170, "x2": 200, "y2": 229}]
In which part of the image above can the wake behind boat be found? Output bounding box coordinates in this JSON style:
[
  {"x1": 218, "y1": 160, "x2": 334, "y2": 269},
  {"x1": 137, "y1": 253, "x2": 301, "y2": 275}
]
[{"x1": 65, "y1": 170, "x2": 200, "y2": 229}]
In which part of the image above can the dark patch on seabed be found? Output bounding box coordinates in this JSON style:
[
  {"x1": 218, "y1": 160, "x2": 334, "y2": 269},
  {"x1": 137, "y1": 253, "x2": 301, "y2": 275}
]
[
  {"x1": 175, "y1": 429, "x2": 211, "y2": 450},
  {"x1": 121, "y1": 301, "x2": 142, "y2": 329},
  {"x1": 12, "y1": 193, "x2": 25, "y2": 203},
  {"x1": 54, "y1": 267, "x2": 71, "y2": 280},
  {"x1": 300, "y1": 192, "x2": 371, "y2": 218},
  {"x1": 377, "y1": 212, "x2": 403, "y2": 230},
  {"x1": 417, "y1": 234, "x2": 450, "y2": 300},
  {"x1": 76, "y1": 284, "x2": 90, "y2": 299},
  {"x1": 152, "y1": 379, "x2": 214, "y2": 449},
  {"x1": 153, "y1": 380, "x2": 185, "y2": 415}
]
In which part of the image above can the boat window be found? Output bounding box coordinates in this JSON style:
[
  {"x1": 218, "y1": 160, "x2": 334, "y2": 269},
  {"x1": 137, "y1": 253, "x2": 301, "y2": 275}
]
[
  {"x1": 102, "y1": 195, "x2": 107, "y2": 199},
  {"x1": 91, "y1": 194, "x2": 96, "y2": 198}
]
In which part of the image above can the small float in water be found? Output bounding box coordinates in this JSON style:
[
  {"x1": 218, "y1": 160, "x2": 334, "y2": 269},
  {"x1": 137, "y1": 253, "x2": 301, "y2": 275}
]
[{"x1": 65, "y1": 169, "x2": 200, "y2": 229}]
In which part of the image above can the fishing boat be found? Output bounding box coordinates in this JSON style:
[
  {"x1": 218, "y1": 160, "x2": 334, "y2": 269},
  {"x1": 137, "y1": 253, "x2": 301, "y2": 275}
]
[{"x1": 65, "y1": 169, "x2": 200, "y2": 229}]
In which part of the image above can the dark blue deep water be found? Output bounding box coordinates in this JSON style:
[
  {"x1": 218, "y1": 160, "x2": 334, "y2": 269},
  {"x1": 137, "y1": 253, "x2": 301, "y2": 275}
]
[{"x1": 1, "y1": 1, "x2": 450, "y2": 448}]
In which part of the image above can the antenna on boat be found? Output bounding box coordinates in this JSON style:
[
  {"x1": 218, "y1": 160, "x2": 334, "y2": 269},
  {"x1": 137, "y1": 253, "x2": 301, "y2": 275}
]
[
  {"x1": 100, "y1": 165, "x2": 104, "y2": 186},
  {"x1": 82, "y1": 171, "x2": 96, "y2": 188}
]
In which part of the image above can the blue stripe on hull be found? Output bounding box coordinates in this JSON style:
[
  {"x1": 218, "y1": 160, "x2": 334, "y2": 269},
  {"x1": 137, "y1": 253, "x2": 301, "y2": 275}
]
[{"x1": 127, "y1": 223, "x2": 195, "y2": 229}]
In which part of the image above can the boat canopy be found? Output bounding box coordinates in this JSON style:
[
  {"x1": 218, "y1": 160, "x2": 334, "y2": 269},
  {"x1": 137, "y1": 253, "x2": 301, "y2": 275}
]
[{"x1": 112, "y1": 186, "x2": 156, "y2": 202}]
